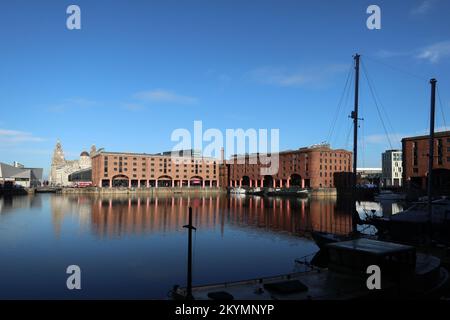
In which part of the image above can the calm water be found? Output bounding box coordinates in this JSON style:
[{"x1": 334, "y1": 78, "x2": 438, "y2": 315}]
[{"x1": 0, "y1": 193, "x2": 402, "y2": 299}]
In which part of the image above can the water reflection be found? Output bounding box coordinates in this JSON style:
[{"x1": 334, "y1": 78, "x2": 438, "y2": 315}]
[
  {"x1": 0, "y1": 194, "x2": 406, "y2": 299},
  {"x1": 0, "y1": 195, "x2": 42, "y2": 214},
  {"x1": 356, "y1": 201, "x2": 404, "y2": 218},
  {"x1": 1, "y1": 194, "x2": 405, "y2": 239},
  {"x1": 45, "y1": 194, "x2": 360, "y2": 238}
]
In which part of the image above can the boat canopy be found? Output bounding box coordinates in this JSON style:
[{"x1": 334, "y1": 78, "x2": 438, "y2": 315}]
[
  {"x1": 326, "y1": 239, "x2": 417, "y2": 278},
  {"x1": 326, "y1": 239, "x2": 415, "y2": 256}
]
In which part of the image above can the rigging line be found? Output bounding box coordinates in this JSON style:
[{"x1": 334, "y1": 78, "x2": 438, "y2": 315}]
[
  {"x1": 361, "y1": 61, "x2": 394, "y2": 150},
  {"x1": 361, "y1": 60, "x2": 397, "y2": 139},
  {"x1": 437, "y1": 86, "x2": 448, "y2": 131},
  {"x1": 332, "y1": 68, "x2": 354, "y2": 147},
  {"x1": 364, "y1": 54, "x2": 428, "y2": 82},
  {"x1": 327, "y1": 62, "x2": 353, "y2": 143}
]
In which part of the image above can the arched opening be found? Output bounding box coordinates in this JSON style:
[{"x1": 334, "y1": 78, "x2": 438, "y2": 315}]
[
  {"x1": 157, "y1": 175, "x2": 172, "y2": 188},
  {"x1": 190, "y1": 176, "x2": 203, "y2": 187},
  {"x1": 112, "y1": 174, "x2": 129, "y2": 188},
  {"x1": 263, "y1": 175, "x2": 273, "y2": 188},
  {"x1": 290, "y1": 174, "x2": 302, "y2": 187},
  {"x1": 242, "y1": 176, "x2": 250, "y2": 187}
]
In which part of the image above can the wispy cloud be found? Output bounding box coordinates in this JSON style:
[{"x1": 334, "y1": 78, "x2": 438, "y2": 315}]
[
  {"x1": 416, "y1": 41, "x2": 450, "y2": 63},
  {"x1": 376, "y1": 40, "x2": 450, "y2": 64},
  {"x1": 247, "y1": 64, "x2": 348, "y2": 87},
  {"x1": 0, "y1": 129, "x2": 44, "y2": 144},
  {"x1": 47, "y1": 97, "x2": 101, "y2": 113},
  {"x1": 365, "y1": 126, "x2": 449, "y2": 147},
  {"x1": 123, "y1": 103, "x2": 146, "y2": 111},
  {"x1": 375, "y1": 50, "x2": 410, "y2": 59},
  {"x1": 133, "y1": 89, "x2": 198, "y2": 105},
  {"x1": 410, "y1": 0, "x2": 437, "y2": 15}
]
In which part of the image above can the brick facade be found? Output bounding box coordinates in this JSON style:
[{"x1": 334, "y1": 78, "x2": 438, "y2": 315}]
[
  {"x1": 402, "y1": 130, "x2": 450, "y2": 190},
  {"x1": 92, "y1": 152, "x2": 219, "y2": 188},
  {"x1": 226, "y1": 145, "x2": 352, "y2": 189}
]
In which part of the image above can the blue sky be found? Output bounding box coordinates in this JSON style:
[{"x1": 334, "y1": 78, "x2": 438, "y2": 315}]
[{"x1": 0, "y1": 0, "x2": 449, "y2": 176}]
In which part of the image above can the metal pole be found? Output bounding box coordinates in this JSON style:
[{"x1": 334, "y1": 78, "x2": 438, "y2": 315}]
[
  {"x1": 183, "y1": 206, "x2": 196, "y2": 300},
  {"x1": 427, "y1": 79, "x2": 437, "y2": 226},
  {"x1": 352, "y1": 54, "x2": 360, "y2": 189},
  {"x1": 351, "y1": 54, "x2": 360, "y2": 234}
]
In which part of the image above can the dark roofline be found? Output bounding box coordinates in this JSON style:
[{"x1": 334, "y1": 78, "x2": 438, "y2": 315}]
[
  {"x1": 230, "y1": 147, "x2": 352, "y2": 158},
  {"x1": 402, "y1": 130, "x2": 450, "y2": 142}
]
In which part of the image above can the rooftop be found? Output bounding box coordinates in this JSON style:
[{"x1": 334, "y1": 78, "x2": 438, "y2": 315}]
[{"x1": 402, "y1": 130, "x2": 450, "y2": 141}]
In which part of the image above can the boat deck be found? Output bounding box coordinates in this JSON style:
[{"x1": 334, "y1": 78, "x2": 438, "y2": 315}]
[
  {"x1": 174, "y1": 270, "x2": 394, "y2": 300},
  {"x1": 391, "y1": 199, "x2": 450, "y2": 224}
]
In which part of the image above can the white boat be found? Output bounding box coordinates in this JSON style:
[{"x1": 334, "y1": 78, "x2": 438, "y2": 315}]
[
  {"x1": 229, "y1": 187, "x2": 247, "y2": 194},
  {"x1": 374, "y1": 190, "x2": 406, "y2": 201}
]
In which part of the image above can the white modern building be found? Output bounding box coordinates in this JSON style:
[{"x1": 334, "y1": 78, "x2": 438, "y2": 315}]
[
  {"x1": 382, "y1": 150, "x2": 403, "y2": 187},
  {"x1": 0, "y1": 162, "x2": 43, "y2": 188}
]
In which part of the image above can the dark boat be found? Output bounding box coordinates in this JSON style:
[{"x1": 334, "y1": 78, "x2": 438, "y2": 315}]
[
  {"x1": 365, "y1": 198, "x2": 450, "y2": 245},
  {"x1": 266, "y1": 188, "x2": 309, "y2": 198},
  {"x1": 311, "y1": 231, "x2": 354, "y2": 249},
  {"x1": 170, "y1": 239, "x2": 449, "y2": 300}
]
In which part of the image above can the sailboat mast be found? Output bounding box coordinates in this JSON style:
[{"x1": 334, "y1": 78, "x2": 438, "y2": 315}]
[
  {"x1": 352, "y1": 54, "x2": 360, "y2": 188},
  {"x1": 183, "y1": 206, "x2": 196, "y2": 300},
  {"x1": 350, "y1": 54, "x2": 360, "y2": 233},
  {"x1": 427, "y1": 79, "x2": 437, "y2": 221}
]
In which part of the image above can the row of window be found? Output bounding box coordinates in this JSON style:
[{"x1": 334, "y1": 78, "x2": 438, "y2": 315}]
[
  {"x1": 104, "y1": 155, "x2": 216, "y2": 165},
  {"x1": 104, "y1": 172, "x2": 216, "y2": 179}
]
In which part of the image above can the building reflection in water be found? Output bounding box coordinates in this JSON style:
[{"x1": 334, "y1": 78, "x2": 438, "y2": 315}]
[
  {"x1": 47, "y1": 194, "x2": 362, "y2": 238},
  {"x1": 356, "y1": 201, "x2": 404, "y2": 219},
  {"x1": 0, "y1": 195, "x2": 42, "y2": 215}
]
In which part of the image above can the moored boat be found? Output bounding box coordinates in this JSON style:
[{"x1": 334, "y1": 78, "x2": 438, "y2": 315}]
[
  {"x1": 266, "y1": 188, "x2": 309, "y2": 198},
  {"x1": 365, "y1": 198, "x2": 450, "y2": 245},
  {"x1": 229, "y1": 187, "x2": 247, "y2": 194},
  {"x1": 170, "y1": 238, "x2": 448, "y2": 300}
]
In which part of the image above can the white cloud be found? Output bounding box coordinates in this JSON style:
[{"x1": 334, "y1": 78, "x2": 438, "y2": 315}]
[
  {"x1": 247, "y1": 64, "x2": 347, "y2": 87},
  {"x1": 376, "y1": 40, "x2": 450, "y2": 64},
  {"x1": 133, "y1": 89, "x2": 198, "y2": 105},
  {"x1": 410, "y1": 0, "x2": 437, "y2": 15},
  {"x1": 47, "y1": 97, "x2": 100, "y2": 112},
  {"x1": 416, "y1": 41, "x2": 450, "y2": 63},
  {"x1": 0, "y1": 129, "x2": 44, "y2": 144}
]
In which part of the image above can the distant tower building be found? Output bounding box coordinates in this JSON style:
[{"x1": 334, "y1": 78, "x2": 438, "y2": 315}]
[
  {"x1": 50, "y1": 140, "x2": 66, "y2": 184},
  {"x1": 52, "y1": 140, "x2": 66, "y2": 166},
  {"x1": 90, "y1": 144, "x2": 97, "y2": 157},
  {"x1": 49, "y1": 140, "x2": 93, "y2": 186},
  {"x1": 382, "y1": 150, "x2": 403, "y2": 187}
]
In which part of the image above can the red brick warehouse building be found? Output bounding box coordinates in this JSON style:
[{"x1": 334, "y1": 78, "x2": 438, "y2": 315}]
[
  {"x1": 91, "y1": 150, "x2": 220, "y2": 188},
  {"x1": 226, "y1": 144, "x2": 352, "y2": 189},
  {"x1": 402, "y1": 130, "x2": 450, "y2": 191}
]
